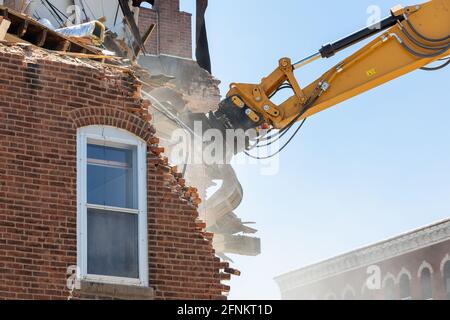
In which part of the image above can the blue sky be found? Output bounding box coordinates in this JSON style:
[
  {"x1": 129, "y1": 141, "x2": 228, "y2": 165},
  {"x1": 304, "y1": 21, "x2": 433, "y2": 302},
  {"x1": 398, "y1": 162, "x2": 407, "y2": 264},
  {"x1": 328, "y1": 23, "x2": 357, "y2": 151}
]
[{"x1": 180, "y1": 0, "x2": 450, "y2": 299}]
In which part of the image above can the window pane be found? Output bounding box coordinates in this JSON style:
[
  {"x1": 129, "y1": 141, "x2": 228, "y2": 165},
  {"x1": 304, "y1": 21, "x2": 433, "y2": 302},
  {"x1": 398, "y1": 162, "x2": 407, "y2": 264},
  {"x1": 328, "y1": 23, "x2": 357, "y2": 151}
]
[
  {"x1": 88, "y1": 144, "x2": 133, "y2": 165},
  {"x1": 87, "y1": 208, "x2": 139, "y2": 279},
  {"x1": 421, "y1": 269, "x2": 433, "y2": 300},
  {"x1": 87, "y1": 144, "x2": 135, "y2": 209},
  {"x1": 385, "y1": 280, "x2": 396, "y2": 300},
  {"x1": 343, "y1": 291, "x2": 355, "y2": 300},
  {"x1": 445, "y1": 262, "x2": 450, "y2": 299},
  {"x1": 399, "y1": 275, "x2": 411, "y2": 299}
]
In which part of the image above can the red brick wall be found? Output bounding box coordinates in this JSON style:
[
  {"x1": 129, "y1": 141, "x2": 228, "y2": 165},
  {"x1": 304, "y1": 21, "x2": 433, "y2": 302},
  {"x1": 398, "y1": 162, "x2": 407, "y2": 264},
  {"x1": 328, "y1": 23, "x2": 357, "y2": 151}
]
[
  {"x1": 138, "y1": 0, "x2": 192, "y2": 58},
  {"x1": 0, "y1": 43, "x2": 228, "y2": 300}
]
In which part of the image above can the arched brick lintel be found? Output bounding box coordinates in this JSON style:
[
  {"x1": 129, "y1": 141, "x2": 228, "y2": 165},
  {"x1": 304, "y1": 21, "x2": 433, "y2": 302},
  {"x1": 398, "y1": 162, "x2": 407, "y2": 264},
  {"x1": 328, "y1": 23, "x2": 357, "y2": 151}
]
[{"x1": 68, "y1": 107, "x2": 155, "y2": 143}]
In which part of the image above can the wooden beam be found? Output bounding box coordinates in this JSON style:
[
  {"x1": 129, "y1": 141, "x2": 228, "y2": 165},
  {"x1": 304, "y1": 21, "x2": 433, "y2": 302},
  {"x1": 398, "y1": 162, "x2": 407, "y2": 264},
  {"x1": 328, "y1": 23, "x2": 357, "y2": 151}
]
[
  {"x1": 0, "y1": 16, "x2": 11, "y2": 40},
  {"x1": 36, "y1": 28, "x2": 47, "y2": 47},
  {"x1": 4, "y1": 32, "x2": 31, "y2": 44},
  {"x1": 51, "y1": 51, "x2": 118, "y2": 61},
  {"x1": 133, "y1": 23, "x2": 155, "y2": 57},
  {"x1": 0, "y1": 7, "x2": 9, "y2": 19},
  {"x1": 56, "y1": 39, "x2": 70, "y2": 52},
  {"x1": 15, "y1": 19, "x2": 28, "y2": 37},
  {"x1": 0, "y1": 5, "x2": 102, "y2": 57}
]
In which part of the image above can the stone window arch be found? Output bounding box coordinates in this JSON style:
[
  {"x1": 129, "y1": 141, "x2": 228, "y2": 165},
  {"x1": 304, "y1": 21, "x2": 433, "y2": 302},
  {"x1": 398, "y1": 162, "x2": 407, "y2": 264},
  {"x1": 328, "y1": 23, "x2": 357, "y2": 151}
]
[{"x1": 417, "y1": 261, "x2": 434, "y2": 278}]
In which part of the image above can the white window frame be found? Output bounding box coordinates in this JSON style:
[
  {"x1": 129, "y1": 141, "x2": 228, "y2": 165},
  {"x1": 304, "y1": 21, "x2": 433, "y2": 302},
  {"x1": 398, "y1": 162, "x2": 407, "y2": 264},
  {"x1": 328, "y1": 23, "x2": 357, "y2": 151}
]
[{"x1": 77, "y1": 126, "x2": 148, "y2": 287}]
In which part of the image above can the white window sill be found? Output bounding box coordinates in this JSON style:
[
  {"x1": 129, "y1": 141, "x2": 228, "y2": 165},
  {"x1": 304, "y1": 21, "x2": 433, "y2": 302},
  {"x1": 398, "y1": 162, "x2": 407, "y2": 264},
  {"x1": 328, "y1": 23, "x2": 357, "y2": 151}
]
[
  {"x1": 77, "y1": 280, "x2": 155, "y2": 300},
  {"x1": 82, "y1": 275, "x2": 144, "y2": 287}
]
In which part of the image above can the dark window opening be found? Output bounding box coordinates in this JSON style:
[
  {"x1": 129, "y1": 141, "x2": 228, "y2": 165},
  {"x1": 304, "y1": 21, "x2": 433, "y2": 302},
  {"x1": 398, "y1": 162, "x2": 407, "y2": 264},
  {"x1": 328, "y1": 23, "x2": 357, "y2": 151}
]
[
  {"x1": 399, "y1": 274, "x2": 412, "y2": 300},
  {"x1": 420, "y1": 268, "x2": 433, "y2": 300},
  {"x1": 385, "y1": 279, "x2": 396, "y2": 300},
  {"x1": 444, "y1": 261, "x2": 450, "y2": 300}
]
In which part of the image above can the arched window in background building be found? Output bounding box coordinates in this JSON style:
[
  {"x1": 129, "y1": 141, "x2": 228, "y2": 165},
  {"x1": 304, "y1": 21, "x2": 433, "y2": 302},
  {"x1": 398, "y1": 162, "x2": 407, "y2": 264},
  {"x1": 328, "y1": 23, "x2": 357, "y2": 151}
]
[
  {"x1": 444, "y1": 261, "x2": 450, "y2": 300},
  {"x1": 384, "y1": 278, "x2": 396, "y2": 300},
  {"x1": 399, "y1": 274, "x2": 412, "y2": 300},
  {"x1": 342, "y1": 285, "x2": 356, "y2": 300},
  {"x1": 420, "y1": 268, "x2": 433, "y2": 300},
  {"x1": 324, "y1": 292, "x2": 337, "y2": 300},
  {"x1": 361, "y1": 283, "x2": 374, "y2": 301}
]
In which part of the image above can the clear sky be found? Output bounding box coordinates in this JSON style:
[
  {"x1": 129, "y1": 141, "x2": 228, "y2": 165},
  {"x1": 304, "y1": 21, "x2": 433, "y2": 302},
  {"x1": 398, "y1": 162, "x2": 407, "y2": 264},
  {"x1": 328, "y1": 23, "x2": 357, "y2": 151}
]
[{"x1": 180, "y1": 0, "x2": 450, "y2": 300}]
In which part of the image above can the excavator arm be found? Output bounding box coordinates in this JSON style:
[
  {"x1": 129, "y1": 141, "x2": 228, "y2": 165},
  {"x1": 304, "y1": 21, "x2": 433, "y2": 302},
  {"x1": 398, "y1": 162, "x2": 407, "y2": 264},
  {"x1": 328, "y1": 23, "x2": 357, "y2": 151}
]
[{"x1": 209, "y1": 0, "x2": 450, "y2": 134}]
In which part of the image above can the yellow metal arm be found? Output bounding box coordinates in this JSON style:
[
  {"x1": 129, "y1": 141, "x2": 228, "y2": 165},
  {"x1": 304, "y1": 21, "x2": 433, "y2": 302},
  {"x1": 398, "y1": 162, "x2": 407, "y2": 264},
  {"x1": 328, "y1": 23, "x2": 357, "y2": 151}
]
[{"x1": 224, "y1": 0, "x2": 450, "y2": 130}]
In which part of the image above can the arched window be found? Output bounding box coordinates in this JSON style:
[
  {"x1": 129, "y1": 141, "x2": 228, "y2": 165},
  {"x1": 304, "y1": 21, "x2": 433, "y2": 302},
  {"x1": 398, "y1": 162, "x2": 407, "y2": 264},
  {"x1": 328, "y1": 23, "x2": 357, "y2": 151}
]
[
  {"x1": 399, "y1": 274, "x2": 412, "y2": 300},
  {"x1": 324, "y1": 292, "x2": 337, "y2": 300},
  {"x1": 383, "y1": 273, "x2": 396, "y2": 300},
  {"x1": 361, "y1": 283, "x2": 374, "y2": 300},
  {"x1": 384, "y1": 278, "x2": 396, "y2": 300},
  {"x1": 420, "y1": 268, "x2": 433, "y2": 300},
  {"x1": 342, "y1": 285, "x2": 356, "y2": 300},
  {"x1": 444, "y1": 261, "x2": 450, "y2": 300}
]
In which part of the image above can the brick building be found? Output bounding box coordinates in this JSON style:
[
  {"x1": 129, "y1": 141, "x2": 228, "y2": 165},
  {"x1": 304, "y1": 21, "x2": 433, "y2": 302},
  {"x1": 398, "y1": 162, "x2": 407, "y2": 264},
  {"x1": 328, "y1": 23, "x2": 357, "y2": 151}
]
[
  {"x1": 0, "y1": 41, "x2": 237, "y2": 300},
  {"x1": 275, "y1": 219, "x2": 450, "y2": 300},
  {"x1": 0, "y1": 0, "x2": 239, "y2": 299},
  {"x1": 138, "y1": 0, "x2": 192, "y2": 58}
]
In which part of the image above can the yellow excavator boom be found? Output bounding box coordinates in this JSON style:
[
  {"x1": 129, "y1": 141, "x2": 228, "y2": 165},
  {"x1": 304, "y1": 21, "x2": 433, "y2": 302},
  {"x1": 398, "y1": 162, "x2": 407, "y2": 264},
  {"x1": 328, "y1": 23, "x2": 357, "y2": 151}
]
[{"x1": 210, "y1": 0, "x2": 450, "y2": 133}]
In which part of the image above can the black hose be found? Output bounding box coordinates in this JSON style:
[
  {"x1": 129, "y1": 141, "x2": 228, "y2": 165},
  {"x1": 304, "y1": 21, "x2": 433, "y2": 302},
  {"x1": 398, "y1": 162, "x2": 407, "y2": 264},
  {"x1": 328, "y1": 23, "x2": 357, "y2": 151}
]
[
  {"x1": 399, "y1": 40, "x2": 450, "y2": 59},
  {"x1": 245, "y1": 95, "x2": 319, "y2": 159},
  {"x1": 399, "y1": 24, "x2": 450, "y2": 51},
  {"x1": 113, "y1": 3, "x2": 120, "y2": 26},
  {"x1": 421, "y1": 58, "x2": 450, "y2": 71},
  {"x1": 245, "y1": 119, "x2": 307, "y2": 160},
  {"x1": 269, "y1": 84, "x2": 292, "y2": 99},
  {"x1": 255, "y1": 125, "x2": 294, "y2": 148},
  {"x1": 405, "y1": 18, "x2": 450, "y2": 43},
  {"x1": 41, "y1": 0, "x2": 63, "y2": 26},
  {"x1": 46, "y1": 0, "x2": 68, "y2": 19}
]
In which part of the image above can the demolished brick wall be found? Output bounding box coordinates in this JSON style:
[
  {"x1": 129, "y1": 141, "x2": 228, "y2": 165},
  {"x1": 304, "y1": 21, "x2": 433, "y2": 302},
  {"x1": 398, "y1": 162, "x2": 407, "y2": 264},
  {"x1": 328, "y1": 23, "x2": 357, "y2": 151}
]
[
  {"x1": 0, "y1": 43, "x2": 231, "y2": 300},
  {"x1": 138, "y1": 0, "x2": 192, "y2": 58}
]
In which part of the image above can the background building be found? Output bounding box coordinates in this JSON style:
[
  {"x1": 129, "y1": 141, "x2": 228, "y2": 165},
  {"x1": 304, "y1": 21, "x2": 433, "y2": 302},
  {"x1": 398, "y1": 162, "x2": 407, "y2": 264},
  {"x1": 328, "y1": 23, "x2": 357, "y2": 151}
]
[{"x1": 275, "y1": 219, "x2": 450, "y2": 300}]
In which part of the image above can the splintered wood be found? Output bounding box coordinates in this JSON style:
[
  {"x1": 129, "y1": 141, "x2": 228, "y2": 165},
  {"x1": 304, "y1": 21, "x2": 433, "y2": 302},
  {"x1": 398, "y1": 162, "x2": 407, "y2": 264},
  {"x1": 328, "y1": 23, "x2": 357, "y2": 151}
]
[
  {"x1": 0, "y1": 16, "x2": 11, "y2": 40},
  {"x1": 0, "y1": 5, "x2": 100, "y2": 55}
]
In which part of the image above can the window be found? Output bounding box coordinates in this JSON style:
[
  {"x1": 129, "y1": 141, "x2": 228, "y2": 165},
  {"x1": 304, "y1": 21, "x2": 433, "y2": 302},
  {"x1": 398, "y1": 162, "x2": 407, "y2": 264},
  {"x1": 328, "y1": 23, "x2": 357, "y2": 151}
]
[
  {"x1": 342, "y1": 286, "x2": 356, "y2": 300},
  {"x1": 444, "y1": 261, "x2": 450, "y2": 300},
  {"x1": 399, "y1": 274, "x2": 412, "y2": 300},
  {"x1": 384, "y1": 278, "x2": 396, "y2": 300},
  {"x1": 343, "y1": 290, "x2": 355, "y2": 300},
  {"x1": 324, "y1": 292, "x2": 337, "y2": 300},
  {"x1": 361, "y1": 283, "x2": 374, "y2": 300},
  {"x1": 77, "y1": 126, "x2": 148, "y2": 286},
  {"x1": 420, "y1": 268, "x2": 433, "y2": 300}
]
